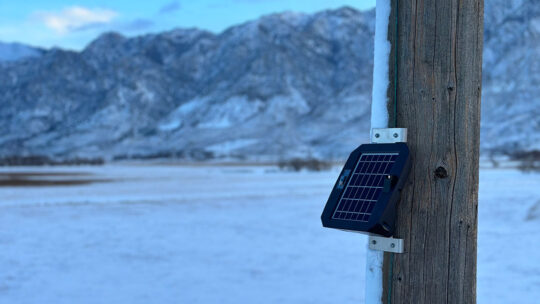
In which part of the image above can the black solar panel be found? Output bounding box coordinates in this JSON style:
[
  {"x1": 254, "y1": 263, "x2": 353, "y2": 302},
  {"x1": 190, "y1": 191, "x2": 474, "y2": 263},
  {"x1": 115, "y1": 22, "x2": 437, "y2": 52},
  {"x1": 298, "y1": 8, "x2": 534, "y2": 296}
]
[
  {"x1": 321, "y1": 143, "x2": 411, "y2": 237},
  {"x1": 332, "y1": 153, "x2": 398, "y2": 222}
]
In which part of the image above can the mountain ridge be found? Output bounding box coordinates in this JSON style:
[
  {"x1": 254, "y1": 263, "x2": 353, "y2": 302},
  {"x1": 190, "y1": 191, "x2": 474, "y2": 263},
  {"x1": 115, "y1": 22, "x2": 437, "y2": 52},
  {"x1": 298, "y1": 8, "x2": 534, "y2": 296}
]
[
  {"x1": 0, "y1": 4, "x2": 538, "y2": 162},
  {"x1": 0, "y1": 42, "x2": 44, "y2": 62}
]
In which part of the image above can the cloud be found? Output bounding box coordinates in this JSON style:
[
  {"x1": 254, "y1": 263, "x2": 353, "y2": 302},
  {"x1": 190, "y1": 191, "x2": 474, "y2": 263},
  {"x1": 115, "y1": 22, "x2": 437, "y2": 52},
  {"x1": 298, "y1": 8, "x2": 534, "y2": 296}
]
[
  {"x1": 159, "y1": 1, "x2": 181, "y2": 14},
  {"x1": 37, "y1": 6, "x2": 118, "y2": 34}
]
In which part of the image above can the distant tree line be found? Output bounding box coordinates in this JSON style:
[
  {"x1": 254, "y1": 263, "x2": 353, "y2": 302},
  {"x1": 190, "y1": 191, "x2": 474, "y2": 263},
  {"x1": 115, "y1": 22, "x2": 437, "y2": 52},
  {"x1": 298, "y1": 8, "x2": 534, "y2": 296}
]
[
  {"x1": 277, "y1": 158, "x2": 333, "y2": 172},
  {"x1": 0, "y1": 155, "x2": 104, "y2": 166},
  {"x1": 511, "y1": 150, "x2": 540, "y2": 173}
]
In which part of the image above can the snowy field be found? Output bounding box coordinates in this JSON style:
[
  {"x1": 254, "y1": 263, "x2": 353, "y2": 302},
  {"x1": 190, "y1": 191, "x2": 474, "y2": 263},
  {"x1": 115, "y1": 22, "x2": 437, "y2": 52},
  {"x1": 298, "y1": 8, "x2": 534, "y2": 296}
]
[{"x1": 0, "y1": 164, "x2": 538, "y2": 304}]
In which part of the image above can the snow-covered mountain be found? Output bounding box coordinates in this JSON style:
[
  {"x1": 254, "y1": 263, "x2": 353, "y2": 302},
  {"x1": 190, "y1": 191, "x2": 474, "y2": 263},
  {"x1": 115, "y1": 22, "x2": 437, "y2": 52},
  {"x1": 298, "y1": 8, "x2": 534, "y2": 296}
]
[
  {"x1": 0, "y1": 7, "x2": 375, "y2": 161},
  {"x1": 482, "y1": 0, "x2": 540, "y2": 155},
  {"x1": 0, "y1": 42, "x2": 43, "y2": 62},
  {"x1": 0, "y1": 3, "x2": 538, "y2": 162}
]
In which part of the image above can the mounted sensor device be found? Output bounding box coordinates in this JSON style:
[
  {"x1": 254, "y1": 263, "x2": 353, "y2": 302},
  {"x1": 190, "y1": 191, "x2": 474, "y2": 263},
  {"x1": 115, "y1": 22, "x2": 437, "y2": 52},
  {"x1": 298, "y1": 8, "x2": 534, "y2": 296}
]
[{"x1": 321, "y1": 130, "x2": 411, "y2": 237}]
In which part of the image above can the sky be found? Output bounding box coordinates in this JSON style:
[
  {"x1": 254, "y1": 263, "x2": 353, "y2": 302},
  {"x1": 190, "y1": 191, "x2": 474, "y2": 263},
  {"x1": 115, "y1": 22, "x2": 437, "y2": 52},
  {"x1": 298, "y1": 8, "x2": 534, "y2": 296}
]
[{"x1": 0, "y1": 0, "x2": 375, "y2": 50}]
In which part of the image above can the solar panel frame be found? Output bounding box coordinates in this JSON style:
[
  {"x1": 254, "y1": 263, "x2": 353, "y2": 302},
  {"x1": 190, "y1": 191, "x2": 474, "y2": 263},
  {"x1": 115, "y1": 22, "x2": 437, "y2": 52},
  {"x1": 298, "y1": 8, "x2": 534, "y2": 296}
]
[{"x1": 321, "y1": 143, "x2": 411, "y2": 236}]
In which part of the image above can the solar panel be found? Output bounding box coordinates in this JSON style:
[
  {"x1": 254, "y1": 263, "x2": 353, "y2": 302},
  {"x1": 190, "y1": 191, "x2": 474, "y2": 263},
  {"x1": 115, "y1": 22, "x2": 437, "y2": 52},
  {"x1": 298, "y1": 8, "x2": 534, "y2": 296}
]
[
  {"x1": 332, "y1": 152, "x2": 398, "y2": 222},
  {"x1": 321, "y1": 143, "x2": 411, "y2": 237}
]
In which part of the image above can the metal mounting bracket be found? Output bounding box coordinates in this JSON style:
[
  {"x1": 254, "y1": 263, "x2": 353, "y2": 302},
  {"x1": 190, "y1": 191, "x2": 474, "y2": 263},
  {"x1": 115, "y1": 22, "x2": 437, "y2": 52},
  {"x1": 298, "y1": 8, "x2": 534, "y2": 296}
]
[
  {"x1": 371, "y1": 128, "x2": 407, "y2": 143},
  {"x1": 368, "y1": 235, "x2": 404, "y2": 253},
  {"x1": 368, "y1": 127, "x2": 407, "y2": 253}
]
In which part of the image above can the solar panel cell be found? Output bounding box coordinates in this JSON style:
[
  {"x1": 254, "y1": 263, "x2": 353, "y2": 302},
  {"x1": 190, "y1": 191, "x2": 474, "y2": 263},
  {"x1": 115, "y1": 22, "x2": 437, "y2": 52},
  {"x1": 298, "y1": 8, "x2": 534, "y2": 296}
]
[{"x1": 332, "y1": 152, "x2": 398, "y2": 222}]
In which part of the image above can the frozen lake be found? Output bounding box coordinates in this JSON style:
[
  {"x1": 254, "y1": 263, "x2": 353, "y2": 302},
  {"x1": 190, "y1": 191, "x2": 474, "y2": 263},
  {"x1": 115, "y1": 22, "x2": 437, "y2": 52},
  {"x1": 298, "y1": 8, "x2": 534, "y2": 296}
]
[{"x1": 0, "y1": 164, "x2": 538, "y2": 304}]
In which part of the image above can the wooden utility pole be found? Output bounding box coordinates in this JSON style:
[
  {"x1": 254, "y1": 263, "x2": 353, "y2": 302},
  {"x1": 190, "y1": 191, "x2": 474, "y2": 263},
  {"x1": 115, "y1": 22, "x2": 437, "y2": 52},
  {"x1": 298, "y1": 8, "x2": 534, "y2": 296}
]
[{"x1": 381, "y1": 0, "x2": 483, "y2": 303}]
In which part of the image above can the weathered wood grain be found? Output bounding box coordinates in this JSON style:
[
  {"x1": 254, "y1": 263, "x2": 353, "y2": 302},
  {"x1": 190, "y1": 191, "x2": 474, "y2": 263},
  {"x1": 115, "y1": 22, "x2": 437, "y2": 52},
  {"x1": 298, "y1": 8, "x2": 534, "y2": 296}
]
[{"x1": 382, "y1": 0, "x2": 483, "y2": 303}]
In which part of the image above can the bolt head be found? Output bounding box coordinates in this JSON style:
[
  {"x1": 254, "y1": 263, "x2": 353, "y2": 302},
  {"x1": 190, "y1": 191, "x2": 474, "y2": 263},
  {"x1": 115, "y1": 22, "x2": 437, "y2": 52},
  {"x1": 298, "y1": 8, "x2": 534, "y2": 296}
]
[
  {"x1": 374, "y1": 133, "x2": 380, "y2": 138},
  {"x1": 371, "y1": 240, "x2": 377, "y2": 245},
  {"x1": 393, "y1": 133, "x2": 399, "y2": 138},
  {"x1": 390, "y1": 243, "x2": 395, "y2": 248}
]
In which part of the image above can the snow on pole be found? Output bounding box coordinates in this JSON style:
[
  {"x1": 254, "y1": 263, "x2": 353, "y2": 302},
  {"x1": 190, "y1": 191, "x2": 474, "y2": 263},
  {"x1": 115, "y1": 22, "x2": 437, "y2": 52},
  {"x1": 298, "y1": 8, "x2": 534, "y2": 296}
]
[
  {"x1": 365, "y1": 248, "x2": 385, "y2": 304},
  {"x1": 366, "y1": 1, "x2": 391, "y2": 304},
  {"x1": 370, "y1": 0, "x2": 391, "y2": 130}
]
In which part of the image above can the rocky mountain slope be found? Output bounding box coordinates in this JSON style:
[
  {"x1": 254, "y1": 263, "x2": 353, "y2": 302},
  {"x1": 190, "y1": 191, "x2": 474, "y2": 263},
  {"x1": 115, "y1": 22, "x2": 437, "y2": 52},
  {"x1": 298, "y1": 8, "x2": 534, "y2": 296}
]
[
  {"x1": 0, "y1": 2, "x2": 538, "y2": 162},
  {"x1": 482, "y1": 0, "x2": 540, "y2": 155},
  {"x1": 0, "y1": 42, "x2": 43, "y2": 62}
]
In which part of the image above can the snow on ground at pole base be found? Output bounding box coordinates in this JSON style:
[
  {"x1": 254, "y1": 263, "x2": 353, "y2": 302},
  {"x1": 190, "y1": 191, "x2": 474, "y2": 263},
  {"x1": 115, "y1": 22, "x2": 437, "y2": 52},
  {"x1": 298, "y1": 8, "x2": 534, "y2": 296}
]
[{"x1": 0, "y1": 164, "x2": 539, "y2": 304}]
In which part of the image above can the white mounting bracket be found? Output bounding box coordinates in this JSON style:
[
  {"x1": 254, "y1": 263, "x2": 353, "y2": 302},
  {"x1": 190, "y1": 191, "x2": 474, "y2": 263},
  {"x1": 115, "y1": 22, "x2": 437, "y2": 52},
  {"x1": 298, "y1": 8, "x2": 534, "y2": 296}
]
[
  {"x1": 371, "y1": 128, "x2": 407, "y2": 143},
  {"x1": 368, "y1": 235, "x2": 404, "y2": 253},
  {"x1": 368, "y1": 127, "x2": 407, "y2": 253}
]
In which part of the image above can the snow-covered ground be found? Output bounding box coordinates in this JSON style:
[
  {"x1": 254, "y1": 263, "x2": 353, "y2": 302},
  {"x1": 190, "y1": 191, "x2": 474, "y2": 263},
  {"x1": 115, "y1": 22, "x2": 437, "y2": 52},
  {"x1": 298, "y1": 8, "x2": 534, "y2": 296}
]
[{"x1": 0, "y1": 164, "x2": 538, "y2": 304}]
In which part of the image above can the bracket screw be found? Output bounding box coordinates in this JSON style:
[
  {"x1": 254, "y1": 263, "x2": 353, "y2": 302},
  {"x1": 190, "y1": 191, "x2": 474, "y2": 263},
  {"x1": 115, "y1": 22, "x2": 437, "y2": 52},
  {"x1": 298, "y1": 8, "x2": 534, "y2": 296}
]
[
  {"x1": 390, "y1": 243, "x2": 395, "y2": 248},
  {"x1": 372, "y1": 240, "x2": 377, "y2": 245},
  {"x1": 375, "y1": 133, "x2": 380, "y2": 138},
  {"x1": 393, "y1": 133, "x2": 399, "y2": 138}
]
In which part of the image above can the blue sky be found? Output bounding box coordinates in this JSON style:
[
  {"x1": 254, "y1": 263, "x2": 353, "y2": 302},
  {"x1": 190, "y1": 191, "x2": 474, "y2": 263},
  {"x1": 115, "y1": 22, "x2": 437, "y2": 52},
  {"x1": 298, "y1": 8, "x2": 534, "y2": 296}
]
[{"x1": 0, "y1": 0, "x2": 375, "y2": 50}]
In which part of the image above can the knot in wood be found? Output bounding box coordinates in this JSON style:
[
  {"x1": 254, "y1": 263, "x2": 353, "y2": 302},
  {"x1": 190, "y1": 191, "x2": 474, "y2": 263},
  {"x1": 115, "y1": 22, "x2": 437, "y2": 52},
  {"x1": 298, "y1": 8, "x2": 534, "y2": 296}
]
[{"x1": 434, "y1": 166, "x2": 449, "y2": 179}]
